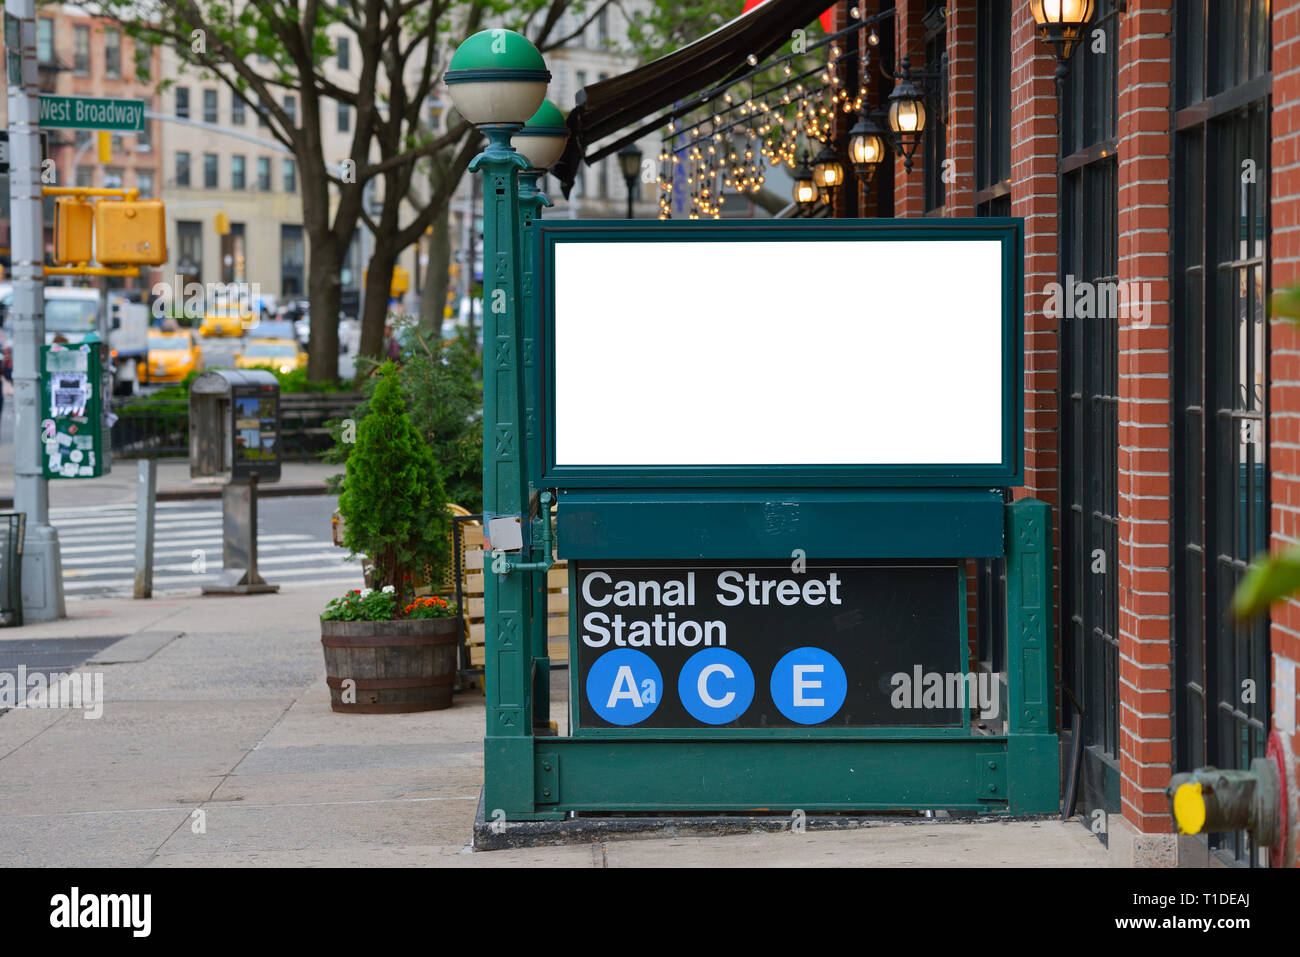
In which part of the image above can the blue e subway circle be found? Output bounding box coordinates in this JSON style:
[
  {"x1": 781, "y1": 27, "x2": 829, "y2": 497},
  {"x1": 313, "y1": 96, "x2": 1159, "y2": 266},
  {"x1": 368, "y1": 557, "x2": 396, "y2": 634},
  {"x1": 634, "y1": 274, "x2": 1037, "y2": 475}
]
[
  {"x1": 678, "y1": 648, "x2": 755, "y2": 725},
  {"x1": 586, "y1": 648, "x2": 663, "y2": 726},
  {"x1": 770, "y1": 647, "x2": 847, "y2": 725}
]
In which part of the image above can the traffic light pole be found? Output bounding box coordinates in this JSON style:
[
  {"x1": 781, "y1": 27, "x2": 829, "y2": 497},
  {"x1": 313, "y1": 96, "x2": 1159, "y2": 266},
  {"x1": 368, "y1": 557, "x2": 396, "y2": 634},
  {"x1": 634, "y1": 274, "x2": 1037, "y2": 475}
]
[{"x1": 5, "y1": 0, "x2": 65, "y2": 621}]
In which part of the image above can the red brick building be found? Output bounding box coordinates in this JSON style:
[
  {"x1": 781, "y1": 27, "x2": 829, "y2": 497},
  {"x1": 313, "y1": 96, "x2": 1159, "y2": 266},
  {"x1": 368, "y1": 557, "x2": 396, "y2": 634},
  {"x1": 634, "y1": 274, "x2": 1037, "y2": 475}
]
[{"x1": 840, "y1": 0, "x2": 1294, "y2": 866}]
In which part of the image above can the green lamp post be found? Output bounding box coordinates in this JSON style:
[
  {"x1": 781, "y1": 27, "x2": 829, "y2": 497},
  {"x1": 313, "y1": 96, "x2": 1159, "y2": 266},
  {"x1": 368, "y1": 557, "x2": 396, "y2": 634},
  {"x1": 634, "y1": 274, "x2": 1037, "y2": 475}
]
[
  {"x1": 512, "y1": 98, "x2": 568, "y2": 733},
  {"x1": 446, "y1": 28, "x2": 553, "y2": 816}
]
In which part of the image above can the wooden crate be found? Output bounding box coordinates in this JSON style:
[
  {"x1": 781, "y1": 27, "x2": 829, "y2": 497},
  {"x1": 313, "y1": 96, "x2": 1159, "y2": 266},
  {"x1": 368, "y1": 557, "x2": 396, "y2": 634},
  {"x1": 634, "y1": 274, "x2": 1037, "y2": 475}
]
[{"x1": 461, "y1": 523, "x2": 569, "y2": 669}]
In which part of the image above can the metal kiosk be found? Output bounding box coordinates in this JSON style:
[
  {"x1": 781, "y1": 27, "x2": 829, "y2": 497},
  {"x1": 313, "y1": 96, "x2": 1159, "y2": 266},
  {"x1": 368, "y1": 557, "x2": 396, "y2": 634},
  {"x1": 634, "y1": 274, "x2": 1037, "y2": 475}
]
[
  {"x1": 190, "y1": 369, "x2": 280, "y2": 594},
  {"x1": 480, "y1": 217, "x2": 1058, "y2": 825}
]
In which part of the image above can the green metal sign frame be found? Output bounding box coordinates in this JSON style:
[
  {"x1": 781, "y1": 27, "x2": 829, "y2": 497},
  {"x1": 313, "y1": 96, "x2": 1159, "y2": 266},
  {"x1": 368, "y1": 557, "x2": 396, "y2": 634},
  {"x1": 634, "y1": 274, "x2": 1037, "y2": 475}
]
[
  {"x1": 534, "y1": 218, "x2": 1024, "y2": 489},
  {"x1": 476, "y1": 210, "x2": 1057, "y2": 822}
]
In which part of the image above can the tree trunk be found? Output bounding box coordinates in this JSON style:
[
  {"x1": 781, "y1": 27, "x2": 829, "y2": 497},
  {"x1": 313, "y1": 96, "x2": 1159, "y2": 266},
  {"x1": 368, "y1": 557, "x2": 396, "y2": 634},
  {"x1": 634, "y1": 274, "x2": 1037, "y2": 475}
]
[
  {"x1": 360, "y1": 241, "x2": 399, "y2": 360},
  {"x1": 417, "y1": 152, "x2": 454, "y2": 340},
  {"x1": 419, "y1": 202, "x2": 452, "y2": 340},
  {"x1": 306, "y1": 234, "x2": 342, "y2": 383}
]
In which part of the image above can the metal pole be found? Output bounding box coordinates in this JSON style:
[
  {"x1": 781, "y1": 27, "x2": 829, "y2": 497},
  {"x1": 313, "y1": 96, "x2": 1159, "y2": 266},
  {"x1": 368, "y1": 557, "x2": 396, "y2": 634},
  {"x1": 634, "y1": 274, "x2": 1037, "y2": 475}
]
[
  {"x1": 519, "y1": 168, "x2": 551, "y2": 733},
  {"x1": 473, "y1": 123, "x2": 534, "y2": 815},
  {"x1": 5, "y1": 0, "x2": 64, "y2": 620},
  {"x1": 625, "y1": 175, "x2": 634, "y2": 219},
  {"x1": 132, "y1": 458, "x2": 156, "y2": 599}
]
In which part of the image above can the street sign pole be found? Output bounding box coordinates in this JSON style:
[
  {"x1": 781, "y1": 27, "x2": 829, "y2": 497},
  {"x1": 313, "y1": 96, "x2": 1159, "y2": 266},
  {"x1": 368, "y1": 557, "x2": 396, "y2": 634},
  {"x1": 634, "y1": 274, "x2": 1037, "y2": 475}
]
[{"x1": 5, "y1": 0, "x2": 64, "y2": 621}]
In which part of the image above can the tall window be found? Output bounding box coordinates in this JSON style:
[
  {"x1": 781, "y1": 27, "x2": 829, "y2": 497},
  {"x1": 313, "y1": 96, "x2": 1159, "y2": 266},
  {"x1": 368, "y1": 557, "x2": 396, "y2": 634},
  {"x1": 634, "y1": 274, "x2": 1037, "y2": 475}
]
[
  {"x1": 175, "y1": 87, "x2": 190, "y2": 120},
  {"x1": 221, "y1": 223, "x2": 246, "y2": 284},
  {"x1": 974, "y1": 0, "x2": 1010, "y2": 217},
  {"x1": 136, "y1": 117, "x2": 152, "y2": 151},
  {"x1": 284, "y1": 94, "x2": 297, "y2": 125},
  {"x1": 177, "y1": 221, "x2": 203, "y2": 286},
  {"x1": 73, "y1": 25, "x2": 90, "y2": 75},
  {"x1": 257, "y1": 157, "x2": 271, "y2": 191},
  {"x1": 281, "y1": 225, "x2": 305, "y2": 297},
  {"x1": 337, "y1": 36, "x2": 350, "y2": 70},
  {"x1": 175, "y1": 151, "x2": 191, "y2": 187},
  {"x1": 105, "y1": 29, "x2": 121, "y2": 77},
  {"x1": 1059, "y1": 0, "x2": 1120, "y2": 830},
  {"x1": 231, "y1": 94, "x2": 245, "y2": 126},
  {"x1": 337, "y1": 100, "x2": 350, "y2": 133},
  {"x1": 133, "y1": 40, "x2": 151, "y2": 81},
  {"x1": 231, "y1": 155, "x2": 246, "y2": 190},
  {"x1": 75, "y1": 166, "x2": 93, "y2": 188},
  {"x1": 135, "y1": 169, "x2": 154, "y2": 196},
  {"x1": 203, "y1": 153, "x2": 218, "y2": 189},
  {"x1": 102, "y1": 167, "x2": 123, "y2": 189},
  {"x1": 1172, "y1": 0, "x2": 1271, "y2": 868},
  {"x1": 283, "y1": 157, "x2": 297, "y2": 193},
  {"x1": 36, "y1": 18, "x2": 52, "y2": 62},
  {"x1": 203, "y1": 89, "x2": 218, "y2": 124},
  {"x1": 921, "y1": 2, "x2": 946, "y2": 213}
]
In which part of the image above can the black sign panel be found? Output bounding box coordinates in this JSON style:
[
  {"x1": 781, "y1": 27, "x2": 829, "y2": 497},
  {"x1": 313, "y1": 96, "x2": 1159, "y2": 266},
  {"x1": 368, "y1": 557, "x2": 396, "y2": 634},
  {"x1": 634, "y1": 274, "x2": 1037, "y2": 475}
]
[
  {"x1": 574, "y1": 560, "x2": 968, "y2": 729},
  {"x1": 230, "y1": 386, "x2": 281, "y2": 482}
]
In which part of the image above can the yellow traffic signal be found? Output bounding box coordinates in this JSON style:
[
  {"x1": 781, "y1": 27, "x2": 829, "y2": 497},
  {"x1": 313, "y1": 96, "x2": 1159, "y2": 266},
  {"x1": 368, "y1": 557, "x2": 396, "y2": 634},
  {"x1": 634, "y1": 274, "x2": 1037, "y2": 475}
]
[
  {"x1": 94, "y1": 199, "x2": 167, "y2": 266},
  {"x1": 53, "y1": 196, "x2": 94, "y2": 265},
  {"x1": 214, "y1": 212, "x2": 230, "y2": 236},
  {"x1": 391, "y1": 265, "x2": 409, "y2": 297},
  {"x1": 96, "y1": 131, "x2": 111, "y2": 164}
]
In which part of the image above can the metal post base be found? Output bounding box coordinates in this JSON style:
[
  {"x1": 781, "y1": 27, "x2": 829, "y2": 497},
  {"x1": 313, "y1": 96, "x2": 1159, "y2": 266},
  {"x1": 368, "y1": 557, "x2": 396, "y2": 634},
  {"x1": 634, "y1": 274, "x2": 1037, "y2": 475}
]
[
  {"x1": 201, "y1": 479, "x2": 278, "y2": 595},
  {"x1": 20, "y1": 524, "x2": 66, "y2": 621}
]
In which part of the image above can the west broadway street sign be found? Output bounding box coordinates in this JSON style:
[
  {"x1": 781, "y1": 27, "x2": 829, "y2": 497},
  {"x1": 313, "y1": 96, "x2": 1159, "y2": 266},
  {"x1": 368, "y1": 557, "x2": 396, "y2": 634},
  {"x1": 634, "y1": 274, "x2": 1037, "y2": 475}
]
[
  {"x1": 39, "y1": 95, "x2": 145, "y2": 133},
  {"x1": 574, "y1": 560, "x2": 966, "y2": 729}
]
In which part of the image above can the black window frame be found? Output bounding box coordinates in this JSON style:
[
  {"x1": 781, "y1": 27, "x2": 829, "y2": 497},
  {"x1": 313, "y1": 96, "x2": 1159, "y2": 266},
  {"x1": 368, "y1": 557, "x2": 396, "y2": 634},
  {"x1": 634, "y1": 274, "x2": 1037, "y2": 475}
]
[{"x1": 1172, "y1": 0, "x2": 1272, "y2": 869}]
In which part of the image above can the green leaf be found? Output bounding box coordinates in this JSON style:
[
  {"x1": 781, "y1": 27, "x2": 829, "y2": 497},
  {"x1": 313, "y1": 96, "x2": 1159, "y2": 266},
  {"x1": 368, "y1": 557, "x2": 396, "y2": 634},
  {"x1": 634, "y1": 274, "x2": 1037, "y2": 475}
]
[{"x1": 1232, "y1": 546, "x2": 1300, "y2": 617}]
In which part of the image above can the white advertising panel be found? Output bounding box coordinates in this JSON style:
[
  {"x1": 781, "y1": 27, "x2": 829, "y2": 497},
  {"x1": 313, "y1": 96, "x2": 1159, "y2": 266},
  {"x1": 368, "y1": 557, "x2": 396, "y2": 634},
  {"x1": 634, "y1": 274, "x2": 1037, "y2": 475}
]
[{"x1": 551, "y1": 238, "x2": 1006, "y2": 469}]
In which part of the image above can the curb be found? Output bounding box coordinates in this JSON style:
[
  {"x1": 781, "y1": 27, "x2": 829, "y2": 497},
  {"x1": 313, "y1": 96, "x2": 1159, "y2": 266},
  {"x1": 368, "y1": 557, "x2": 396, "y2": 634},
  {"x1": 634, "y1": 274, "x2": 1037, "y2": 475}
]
[
  {"x1": 0, "y1": 482, "x2": 331, "y2": 508},
  {"x1": 470, "y1": 787, "x2": 1060, "y2": 851}
]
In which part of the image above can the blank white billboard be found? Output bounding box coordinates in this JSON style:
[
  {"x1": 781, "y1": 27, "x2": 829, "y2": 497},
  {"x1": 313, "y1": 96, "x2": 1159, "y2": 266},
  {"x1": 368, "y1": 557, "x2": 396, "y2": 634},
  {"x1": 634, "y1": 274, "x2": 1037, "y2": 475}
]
[{"x1": 552, "y1": 238, "x2": 1006, "y2": 468}]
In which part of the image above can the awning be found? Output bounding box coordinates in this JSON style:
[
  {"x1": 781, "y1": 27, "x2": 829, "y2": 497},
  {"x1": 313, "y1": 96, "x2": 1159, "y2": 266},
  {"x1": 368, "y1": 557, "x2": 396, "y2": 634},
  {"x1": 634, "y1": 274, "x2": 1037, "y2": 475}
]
[{"x1": 552, "y1": 0, "x2": 834, "y2": 197}]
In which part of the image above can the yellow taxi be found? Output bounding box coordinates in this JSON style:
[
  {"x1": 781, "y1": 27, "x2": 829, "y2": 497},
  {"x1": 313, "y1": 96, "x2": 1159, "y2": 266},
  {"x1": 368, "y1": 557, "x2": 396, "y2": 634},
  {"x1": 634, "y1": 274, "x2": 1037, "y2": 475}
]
[
  {"x1": 199, "y1": 303, "x2": 254, "y2": 337},
  {"x1": 235, "y1": 338, "x2": 307, "y2": 374},
  {"x1": 143, "y1": 329, "x2": 204, "y2": 384}
]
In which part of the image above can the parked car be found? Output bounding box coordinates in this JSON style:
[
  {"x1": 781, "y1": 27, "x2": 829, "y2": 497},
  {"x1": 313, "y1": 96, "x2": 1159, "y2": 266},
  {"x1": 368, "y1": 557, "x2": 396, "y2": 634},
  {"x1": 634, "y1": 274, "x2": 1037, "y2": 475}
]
[
  {"x1": 244, "y1": 318, "x2": 297, "y2": 341},
  {"x1": 143, "y1": 329, "x2": 204, "y2": 384},
  {"x1": 199, "y1": 302, "x2": 253, "y2": 337},
  {"x1": 235, "y1": 338, "x2": 307, "y2": 374}
]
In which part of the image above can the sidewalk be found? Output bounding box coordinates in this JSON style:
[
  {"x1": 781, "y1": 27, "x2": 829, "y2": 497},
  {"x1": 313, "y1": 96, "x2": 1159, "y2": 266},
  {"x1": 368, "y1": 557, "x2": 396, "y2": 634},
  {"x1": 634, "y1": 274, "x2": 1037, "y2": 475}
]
[{"x1": 0, "y1": 582, "x2": 1112, "y2": 867}]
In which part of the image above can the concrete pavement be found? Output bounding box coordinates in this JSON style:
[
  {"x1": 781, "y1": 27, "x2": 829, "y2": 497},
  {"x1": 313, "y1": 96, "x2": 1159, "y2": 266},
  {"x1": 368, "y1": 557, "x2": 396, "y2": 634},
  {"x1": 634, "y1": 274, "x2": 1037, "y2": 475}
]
[{"x1": 0, "y1": 580, "x2": 1113, "y2": 867}]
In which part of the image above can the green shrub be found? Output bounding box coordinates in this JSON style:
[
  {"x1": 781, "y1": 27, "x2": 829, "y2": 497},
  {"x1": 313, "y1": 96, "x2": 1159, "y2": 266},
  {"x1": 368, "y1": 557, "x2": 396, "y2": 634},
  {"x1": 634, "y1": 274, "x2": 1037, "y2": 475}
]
[
  {"x1": 325, "y1": 331, "x2": 482, "y2": 511},
  {"x1": 336, "y1": 361, "x2": 452, "y2": 597}
]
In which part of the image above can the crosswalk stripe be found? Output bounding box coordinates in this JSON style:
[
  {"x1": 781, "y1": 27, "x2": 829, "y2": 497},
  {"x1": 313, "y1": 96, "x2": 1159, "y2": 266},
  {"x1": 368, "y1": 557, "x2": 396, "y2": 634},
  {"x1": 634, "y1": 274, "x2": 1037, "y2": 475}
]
[
  {"x1": 49, "y1": 498, "x2": 349, "y2": 598},
  {"x1": 61, "y1": 534, "x2": 315, "y2": 552},
  {"x1": 63, "y1": 542, "x2": 347, "y2": 566}
]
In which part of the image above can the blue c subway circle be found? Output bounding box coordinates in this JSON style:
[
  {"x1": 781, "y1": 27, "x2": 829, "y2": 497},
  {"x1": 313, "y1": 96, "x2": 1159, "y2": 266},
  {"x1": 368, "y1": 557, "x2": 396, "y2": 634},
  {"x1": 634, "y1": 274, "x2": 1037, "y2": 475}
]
[
  {"x1": 585, "y1": 648, "x2": 663, "y2": 725},
  {"x1": 677, "y1": 648, "x2": 755, "y2": 725},
  {"x1": 770, "y1": 647, "x2": 847, "y2": 725}
]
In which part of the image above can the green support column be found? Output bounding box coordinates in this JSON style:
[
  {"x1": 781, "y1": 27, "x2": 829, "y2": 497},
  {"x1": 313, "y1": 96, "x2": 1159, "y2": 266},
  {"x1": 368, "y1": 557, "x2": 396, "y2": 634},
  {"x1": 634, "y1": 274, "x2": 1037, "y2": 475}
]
[
  {"x1": 472, "y1": 125, "x2": 537, "y2": 817},
  {"x1": 1004, "y1": 497, "x2": 1060, "y2": 813},
  {"x1": 519, "y1": 169, "x2": 552, "y2": 733}
]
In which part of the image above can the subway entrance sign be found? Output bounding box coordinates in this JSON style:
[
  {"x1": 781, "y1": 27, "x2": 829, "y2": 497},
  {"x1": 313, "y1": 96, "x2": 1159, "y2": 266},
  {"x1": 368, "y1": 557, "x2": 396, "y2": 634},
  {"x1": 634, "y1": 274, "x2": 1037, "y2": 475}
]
[
  {"x1": 38, "y1": 95, "x2": 145, "y2": 133},
  {"x1": 482, "y1": 218, "x2": 1057, "y2": 822},
  {"x1": 574, "y1": 560, "x2": 966, "y2": 729}
]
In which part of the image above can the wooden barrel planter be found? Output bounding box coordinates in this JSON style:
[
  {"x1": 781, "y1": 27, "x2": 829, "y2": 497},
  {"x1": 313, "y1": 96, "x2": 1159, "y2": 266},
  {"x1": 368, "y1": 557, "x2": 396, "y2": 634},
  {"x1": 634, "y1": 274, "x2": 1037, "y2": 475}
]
[{"x1": 320, "y1": 617, "x2": 460, "y2": 713}]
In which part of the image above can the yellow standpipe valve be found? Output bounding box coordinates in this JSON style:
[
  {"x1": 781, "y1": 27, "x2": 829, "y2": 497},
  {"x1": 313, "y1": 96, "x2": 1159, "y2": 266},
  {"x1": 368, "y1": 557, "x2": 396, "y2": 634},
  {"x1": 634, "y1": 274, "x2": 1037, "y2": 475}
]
[{"x1": 1168, "y1": 755, "x2": 1281, "y2": 851}]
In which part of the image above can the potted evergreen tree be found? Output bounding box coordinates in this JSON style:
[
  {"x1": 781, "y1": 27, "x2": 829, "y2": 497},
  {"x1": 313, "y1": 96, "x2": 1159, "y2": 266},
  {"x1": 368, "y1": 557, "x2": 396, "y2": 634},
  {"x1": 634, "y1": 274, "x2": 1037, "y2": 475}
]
[{"x1": 320, "y1": 361, "x2": 461, "y2": 712}]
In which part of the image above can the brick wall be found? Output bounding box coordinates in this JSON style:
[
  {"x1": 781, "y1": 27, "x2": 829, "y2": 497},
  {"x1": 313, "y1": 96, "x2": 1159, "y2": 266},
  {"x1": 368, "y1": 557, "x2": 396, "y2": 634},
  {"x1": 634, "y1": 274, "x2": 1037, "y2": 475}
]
[
  {"x1": 1272, "y1": 0, "x2": 1300, "y2": 866},
  {"x1": 944, "y1": 3, "x2": 976, "y2": 217},
  {"x1": 1114, "y1": 1, "x2": 1175, "y2": 836}
]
